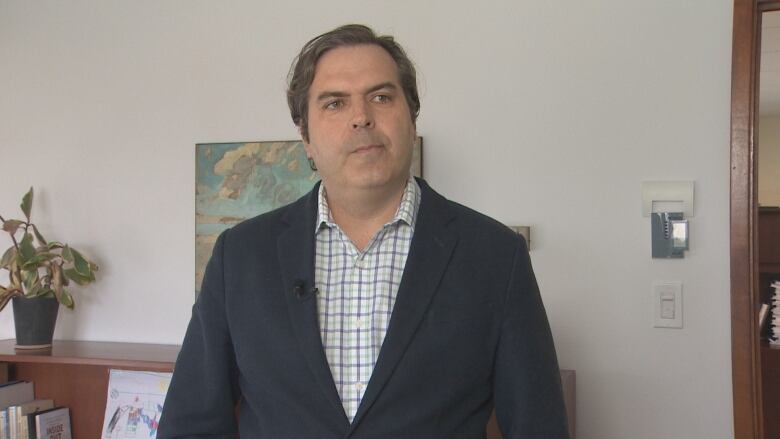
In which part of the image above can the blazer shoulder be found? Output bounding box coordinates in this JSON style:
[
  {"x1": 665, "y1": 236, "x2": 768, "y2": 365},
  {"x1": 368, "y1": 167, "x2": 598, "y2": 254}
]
[
  {"x1": 453, "y1": 200, "x2": 525, "y2": 249},
  {"x1": 419, "y1": 180, "x2": 524, "y2": 249}
]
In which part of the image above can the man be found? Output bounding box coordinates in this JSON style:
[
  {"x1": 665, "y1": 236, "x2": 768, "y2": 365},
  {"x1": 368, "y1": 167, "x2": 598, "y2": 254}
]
[{"x1": 159, "y1": 24, "x2": 569, "y2": 438}]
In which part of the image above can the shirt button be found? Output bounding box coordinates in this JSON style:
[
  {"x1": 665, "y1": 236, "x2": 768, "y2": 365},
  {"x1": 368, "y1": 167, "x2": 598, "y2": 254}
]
[
  {"x1": 355, "y1": 259, "x2": 366, "y2": 269},
  {"x1": 355, "y1": 318, "x2": 364, "y2": 329},
  {"x1": 355, "y1": 382, "x2": 364, "y2": 392}
]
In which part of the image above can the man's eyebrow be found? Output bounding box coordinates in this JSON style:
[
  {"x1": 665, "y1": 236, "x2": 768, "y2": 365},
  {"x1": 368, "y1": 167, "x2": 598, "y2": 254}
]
[
  {"x1": 365, "y1": 82, "x2": 398, "y2": 95},
  {"x1": 316, "y1": 91, "x2": 349, "y2": 102},
  {"x1": 315, "y1": 82, "x2": 398, "y2": 102}
]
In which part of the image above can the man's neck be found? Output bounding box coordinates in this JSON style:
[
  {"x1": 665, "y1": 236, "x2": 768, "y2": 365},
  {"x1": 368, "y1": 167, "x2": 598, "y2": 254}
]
[{"x1": 324, "y1": 179, "x2": 409, "y2": 251}]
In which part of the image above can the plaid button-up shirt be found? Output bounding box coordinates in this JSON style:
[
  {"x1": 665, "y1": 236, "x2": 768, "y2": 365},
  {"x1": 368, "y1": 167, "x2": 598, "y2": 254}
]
[{"x1": 314, "y1": 177, "x2": 421, "y2": 422}]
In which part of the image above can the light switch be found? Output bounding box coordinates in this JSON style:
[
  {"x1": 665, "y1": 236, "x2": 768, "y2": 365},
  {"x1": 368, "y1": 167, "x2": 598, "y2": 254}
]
[
  {"x1": 660, "y1": 293, "x2": 675, "y2": 319},
  {"x1": 653, "y1": 281, "x2": 683, "y2": 328}
]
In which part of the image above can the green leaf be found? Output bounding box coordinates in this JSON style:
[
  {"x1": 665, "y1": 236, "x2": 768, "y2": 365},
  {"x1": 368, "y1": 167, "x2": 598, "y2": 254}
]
[
  {"x1": 46, "y1": 241, "x2": 65, "y2": 251},
  {"x1": 20, "y1": 187, "x2": 33, "y2": 221},
  {"x1": 31, "y1": 225, "x2": 47, "y2": 246},
  {"x1": 33, "y1": 288, "x2": 54, "y2": 299},
  {"x1": 21, "y1": 270, "x2": 39, "y2": 293},
  {"x1": 21, "y1": 252, "x2": 56, "y2": 269},
  {"x1": 62, "y1": 246, "x2": 73, "y2": 263},
  {"x1": 9, "y1": 267, "x2": 21, "y2": 290},
  {"x1": 64, "y1": 268, "x2": 91, "y2": 286},
  {"x1": 25, "y1": 282, "x2": 42, "y2": 298},
  {"x1": 34, "y1": 246, "x2": 54, "y2": 255},
  {"x1": 18, "y1": 233, "x2": 36, "y2": 264},
  {"x1": 60, "y1": 290, "x2": 74, "y2": 309},
  {"x1": 56, "y1": 262, "x2": 69, "y2": 287},
  {"x1": 37, "y1": 289, "x2": 56, "y2": 300},
  {"x1": 71, "y1": 248, "x2": 90, "y2": 276},
  {"x1": 0, "y1": 247, "x2": 16, "y2": 269},
  {"x1": 1, "y1": 220, "x2": 24, "y2": 236}
]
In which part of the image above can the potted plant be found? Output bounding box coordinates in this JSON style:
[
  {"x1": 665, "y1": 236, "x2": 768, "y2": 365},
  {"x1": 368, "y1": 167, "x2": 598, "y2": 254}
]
[{"x1": 0, "y1": 188, "x2": 98, "y2": 349}]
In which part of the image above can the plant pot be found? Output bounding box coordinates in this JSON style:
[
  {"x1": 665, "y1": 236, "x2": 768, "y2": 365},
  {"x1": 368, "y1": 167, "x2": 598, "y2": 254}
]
[{"x1": 12, "y1": 297, "x2": 59, "y2": 349}]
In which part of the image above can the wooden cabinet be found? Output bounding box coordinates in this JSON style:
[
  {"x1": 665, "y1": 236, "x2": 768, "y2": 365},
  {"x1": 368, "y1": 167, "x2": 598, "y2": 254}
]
[
  {"x1": 759, "y1": 208, "x2": 780, "y2": 274},
  {"x1": 760, "y1": 208, "x2": 780, "y2": 438},
  {"x1": 0, "y1": 339, "x2": 576, "y2": 438},
  {"x1": 0, "y1": 339, "x2": 179, "y2": 438},
  {"x1": 763, "y1": 344, "x2": 780, "y2": 439}
]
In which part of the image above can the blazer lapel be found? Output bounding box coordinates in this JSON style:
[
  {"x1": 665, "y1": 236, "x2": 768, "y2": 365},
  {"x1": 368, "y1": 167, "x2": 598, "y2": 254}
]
[
  {"x1": 277, "y1": 184, "x2": 349, "y2": 424},
  {"x1": 349, "y1": 180, "x2": 458, "y2": 429}
]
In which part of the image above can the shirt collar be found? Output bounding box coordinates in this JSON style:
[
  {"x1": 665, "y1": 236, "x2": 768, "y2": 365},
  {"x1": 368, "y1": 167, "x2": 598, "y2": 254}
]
[{"x1": 316, "y1": 176, "x2": 421, "y2": 233}]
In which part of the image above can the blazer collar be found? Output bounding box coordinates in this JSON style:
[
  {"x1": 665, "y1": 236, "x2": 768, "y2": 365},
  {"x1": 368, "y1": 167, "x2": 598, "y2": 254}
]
[
  {"x1": 277, "y1": 179, "x2": 459, "y2": 429},
  {"x1": 350, "y1": 178, "x2": 458, "y2": 429},
  {"x1": 277, "y1": 182, "x2": 350, "y2": 425}
]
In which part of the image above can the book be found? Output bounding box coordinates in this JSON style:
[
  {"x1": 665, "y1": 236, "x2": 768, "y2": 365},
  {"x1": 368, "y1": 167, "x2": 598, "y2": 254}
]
[
  {"x1": 0, "y1": 382, "x2": 34, "y2": 438},
  {"x1": 0, "y1": 409, "x2": 8, "y2": 439},
  {"x1": 10, "y1": 400, "x2": 53, "y2": 439},
  {"x1": 760, "y1": 303, "x2": 770, "y2": 330},
  {"x1": 0, "y1": 382, "x2": 33, "y2": 411},
  {"x1": 6, "y1": 406, "x2": 16, "y2": 439},
  {"x1": 101, "y1": 370, "x2": 171, "y2": 438},
  {"x1": 30, "y1": 408, "x2": 69, "y2": 439}
]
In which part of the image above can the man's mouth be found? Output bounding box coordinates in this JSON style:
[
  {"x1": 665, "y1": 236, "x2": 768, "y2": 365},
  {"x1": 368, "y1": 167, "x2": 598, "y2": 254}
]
[{"x1": 352, "y1": 144, "x2": 383, "y2": 153}]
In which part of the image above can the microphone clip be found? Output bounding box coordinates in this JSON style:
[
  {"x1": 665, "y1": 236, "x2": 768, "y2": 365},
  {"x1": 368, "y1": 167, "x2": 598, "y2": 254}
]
[{"x1": 293, "y1": 281, "x2": 319, "y2": 301}]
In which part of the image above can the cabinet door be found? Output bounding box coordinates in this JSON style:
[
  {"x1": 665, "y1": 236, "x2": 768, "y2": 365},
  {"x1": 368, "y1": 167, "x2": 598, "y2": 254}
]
[{"x1": 759, "y1": 210, "x2": 780, "y2": 266}]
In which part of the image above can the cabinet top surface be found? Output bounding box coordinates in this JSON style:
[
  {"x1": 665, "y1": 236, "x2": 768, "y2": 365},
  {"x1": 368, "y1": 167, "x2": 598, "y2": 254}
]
[{"x1": 0, "y1": 339, "x2": 180, "y2": 370}]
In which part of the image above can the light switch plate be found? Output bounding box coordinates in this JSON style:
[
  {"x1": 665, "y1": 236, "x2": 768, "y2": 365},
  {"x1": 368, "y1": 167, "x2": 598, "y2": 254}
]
[
  {"x1": 508, "y1": 226, "x2": 531, "y2": 247},
  {"x1": 653, "y1": 281, "x2": 683, "y2": 328}
]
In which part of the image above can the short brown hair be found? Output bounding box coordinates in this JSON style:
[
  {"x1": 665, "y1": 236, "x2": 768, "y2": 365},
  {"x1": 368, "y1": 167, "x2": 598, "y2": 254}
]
[{"x1": 287, "y1": 24, "x2": 420, "y2": 142}]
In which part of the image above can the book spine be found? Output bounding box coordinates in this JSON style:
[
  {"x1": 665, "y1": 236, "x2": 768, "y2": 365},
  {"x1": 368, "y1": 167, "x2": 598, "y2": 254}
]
[
  {"x1": 7, "y1": 406, "x2": 16, "y2": 439},
  {"x1": 23, "y1": 417, "x2": 32, "y2": 439},
  {"x1": 0, "y1": 409, "x2": 7, "y2": 439}
]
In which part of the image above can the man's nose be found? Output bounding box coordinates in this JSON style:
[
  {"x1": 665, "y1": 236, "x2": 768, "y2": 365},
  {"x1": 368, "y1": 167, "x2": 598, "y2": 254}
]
[{"x1": 351, "y1": 102, "x2": 373, "y2": 129}]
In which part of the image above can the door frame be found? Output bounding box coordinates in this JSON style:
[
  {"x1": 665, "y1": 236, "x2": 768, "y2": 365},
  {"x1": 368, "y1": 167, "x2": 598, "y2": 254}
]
[{"x1": 731, "y1": 1, "x2": 780, "y2": 438}]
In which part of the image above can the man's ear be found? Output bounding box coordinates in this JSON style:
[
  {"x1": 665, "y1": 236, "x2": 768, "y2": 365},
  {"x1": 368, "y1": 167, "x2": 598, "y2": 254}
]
[
  {"x1": 302, "y1": 142, "x2": 318, "y2": 172},
  {"x1": 302, "y1": 136, "x2": 318, "y2": 171}
]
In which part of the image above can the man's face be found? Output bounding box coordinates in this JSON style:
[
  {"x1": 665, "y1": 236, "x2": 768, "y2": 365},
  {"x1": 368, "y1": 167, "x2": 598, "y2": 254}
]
[{"x1": 303, "y1": 44, "x2": 415, "y2": 196}]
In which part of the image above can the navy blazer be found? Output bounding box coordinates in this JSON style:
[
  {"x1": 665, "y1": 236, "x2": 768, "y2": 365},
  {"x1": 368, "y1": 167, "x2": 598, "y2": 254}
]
[{"x1": 158, "y1": 179, "x2": 569, "y2": 438}]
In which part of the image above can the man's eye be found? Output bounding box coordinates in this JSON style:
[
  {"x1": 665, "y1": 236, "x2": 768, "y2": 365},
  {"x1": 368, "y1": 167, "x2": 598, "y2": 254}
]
[
  {"x1": 324, "y1": 100, "x2": 343, "y2": 110},
  {"x1": 372, "y1": 95, "x2": 391, "y2": 103}
]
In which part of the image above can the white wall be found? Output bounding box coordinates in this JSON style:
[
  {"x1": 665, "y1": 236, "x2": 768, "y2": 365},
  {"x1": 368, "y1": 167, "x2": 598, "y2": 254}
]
[
  {"x1": 759, "y1": 115, "x2": 780, "y2": 206},
  {"x1": 0, "y1": 1, "x2": 734, "y2": 438}
]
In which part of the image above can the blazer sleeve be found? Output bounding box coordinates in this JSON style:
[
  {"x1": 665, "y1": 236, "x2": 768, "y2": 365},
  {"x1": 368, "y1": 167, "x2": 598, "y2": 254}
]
[
  {"x1": 158, "y1": 230, "x2": 240, "y2": 438},
  {"x1": 493, "y1": 238, "x2": 570, "y2": 439}
]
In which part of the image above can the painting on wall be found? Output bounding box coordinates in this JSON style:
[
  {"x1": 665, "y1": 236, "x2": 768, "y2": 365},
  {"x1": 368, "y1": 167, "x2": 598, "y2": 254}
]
[{"x1": 195, "y1": 138, "x2": 423, "y2": 295}]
